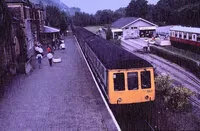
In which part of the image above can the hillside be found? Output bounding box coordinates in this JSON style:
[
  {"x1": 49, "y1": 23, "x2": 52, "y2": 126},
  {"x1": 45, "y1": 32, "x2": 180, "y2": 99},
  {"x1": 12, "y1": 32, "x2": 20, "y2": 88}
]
[{"x1": 30, "y1": 0, "x2": 80, "y2": 16}]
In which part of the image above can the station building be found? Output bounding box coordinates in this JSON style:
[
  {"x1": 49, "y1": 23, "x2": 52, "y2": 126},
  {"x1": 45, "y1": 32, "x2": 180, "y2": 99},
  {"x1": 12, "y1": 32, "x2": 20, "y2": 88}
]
[{"x1": 111, "y1": 17, "x2": 157, "y2": 39}]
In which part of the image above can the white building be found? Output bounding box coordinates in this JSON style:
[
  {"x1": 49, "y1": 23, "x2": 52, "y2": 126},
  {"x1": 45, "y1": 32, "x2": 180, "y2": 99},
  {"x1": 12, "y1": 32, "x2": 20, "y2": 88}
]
[{"x1": 111, "y1": 17, "x2": 157, "y2": 39}]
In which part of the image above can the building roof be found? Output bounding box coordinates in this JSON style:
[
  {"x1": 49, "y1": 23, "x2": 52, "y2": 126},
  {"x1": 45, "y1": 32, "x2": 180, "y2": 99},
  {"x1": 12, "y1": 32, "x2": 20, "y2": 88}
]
[
  {"x1": 170, "y1": 26, "x2": 200, "y2": 34},
  {"x1": 43, "y1": 26, "x2": 60, "y2": 33},
  {"x1": 111, "y1": 17, "x2": 157, "y2": 29},
  {"x1": 111, "y1": 17, "x2": 139, "y2": 28}
]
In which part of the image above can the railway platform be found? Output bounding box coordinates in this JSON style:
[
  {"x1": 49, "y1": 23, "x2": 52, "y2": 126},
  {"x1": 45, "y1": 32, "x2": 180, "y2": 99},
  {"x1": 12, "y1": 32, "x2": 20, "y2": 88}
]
[{"x1": 0, "y1": 36, "x2": 118, "y2": 130}]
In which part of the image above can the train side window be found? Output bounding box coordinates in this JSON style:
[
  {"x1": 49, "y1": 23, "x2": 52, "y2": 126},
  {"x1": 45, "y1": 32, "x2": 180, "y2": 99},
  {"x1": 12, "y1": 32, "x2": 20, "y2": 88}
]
[
  {"x1": 128, "y1": 72, "x2": 138, "y2": 90},
  {"x1": 113, "y1": 73, "x2": 125, "y2": 91},
  {"x1": 184, "y1": 33, "x2": 187, "y2": 39},
  {"x1": 192, "y1": 34, "x2": 197, "y2": 41},
  {"x1": 141, "y1": 71, "x2": 151, "y2": 89},
  {"x1": 197, "y1": 36, "x2": 200, "y2": 42},
  {"x1": 175, "y1": 32, "x2": 177, "y2": 37},
  {"x1": 189, "y1": 34, "x2": 192, "y2": 40},
  {"x1": 179, "y1": 32, "x2": 182, "y2": 38}
]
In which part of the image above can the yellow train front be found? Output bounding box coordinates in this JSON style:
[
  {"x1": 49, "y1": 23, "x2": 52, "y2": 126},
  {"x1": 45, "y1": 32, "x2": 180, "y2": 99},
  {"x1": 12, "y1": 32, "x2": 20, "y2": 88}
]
[
  {"x1": 108, "y1": 68, "x2": 155, "y2": 104},
  {"x1": 74, "y1": 27, "x2": 155, "y2": 105}
]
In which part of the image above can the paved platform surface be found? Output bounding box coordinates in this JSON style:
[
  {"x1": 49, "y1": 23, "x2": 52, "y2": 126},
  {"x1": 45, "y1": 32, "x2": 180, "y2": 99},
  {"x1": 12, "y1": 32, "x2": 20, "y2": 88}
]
[{"x1": 0, "y1": 36, "x2": 117, "y2": 131}]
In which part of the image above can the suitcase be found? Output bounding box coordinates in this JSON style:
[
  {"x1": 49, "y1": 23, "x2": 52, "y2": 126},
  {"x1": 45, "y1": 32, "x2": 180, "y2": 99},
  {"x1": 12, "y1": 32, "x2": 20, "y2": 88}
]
[{"x1": 53, "y1": 58, "x2": 62, "y2": 63}]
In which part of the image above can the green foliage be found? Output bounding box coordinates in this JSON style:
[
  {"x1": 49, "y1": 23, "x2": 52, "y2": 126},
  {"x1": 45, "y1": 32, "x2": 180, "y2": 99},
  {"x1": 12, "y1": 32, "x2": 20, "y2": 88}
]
[
  {"x1": 60, "y1": 12, "x2": 69, "y2": 34},
  {"x1": 72, "y1": 8, "x2": 126, "y2": 26},
  {"x1": 164, "y1": 86, "x2": 194, "y2": 111},
  {"x1": 155, "y1": 74, "x2": 172, "y2": 93},
  {"x1": 46, "y1": 5, "x2": 69, "y2": 31},
  {"x1": 126, "y1": 0, "x2": 148, "y2": 18},
  {"x1": 73, "y1": 12, "x2": 97, "y2": 26},
  {"x1": 155, "y1": 75, "x2": 194, "y2": 112},
  {"x1": 153, "y1": 0, "x2": 200, "y2": 26},
  {"x1": 106, "y1": 27, "x2": 113, "y2": 40}
]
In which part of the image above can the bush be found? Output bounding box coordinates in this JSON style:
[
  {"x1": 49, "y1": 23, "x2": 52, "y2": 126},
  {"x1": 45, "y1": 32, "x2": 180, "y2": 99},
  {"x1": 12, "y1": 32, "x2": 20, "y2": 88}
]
[
  {"x1": 164, "y1": 86, "x2": 194, "y2": 111},
  {"x1": 155, "y1": 74, "x2": 172, "y2": 94},
  {"x1": 155, "y1": 75, "x2": 194, "y2": 112}
]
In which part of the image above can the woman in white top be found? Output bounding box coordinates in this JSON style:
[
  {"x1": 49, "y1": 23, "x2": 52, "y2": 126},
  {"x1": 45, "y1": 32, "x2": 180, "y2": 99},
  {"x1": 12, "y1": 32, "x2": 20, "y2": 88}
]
[
  {"x1": 36, "y1": 53, "x2": 43, "y2": 68},
  {"x1": 47, "y1": 52, "x2": 53, "y2": 66}
]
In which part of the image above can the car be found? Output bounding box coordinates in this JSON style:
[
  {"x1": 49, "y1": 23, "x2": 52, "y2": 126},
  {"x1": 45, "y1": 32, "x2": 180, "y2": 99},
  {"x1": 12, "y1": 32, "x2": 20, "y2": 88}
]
[{"x1": 148, "y1": 39, "x2": 156, "y2": 44}]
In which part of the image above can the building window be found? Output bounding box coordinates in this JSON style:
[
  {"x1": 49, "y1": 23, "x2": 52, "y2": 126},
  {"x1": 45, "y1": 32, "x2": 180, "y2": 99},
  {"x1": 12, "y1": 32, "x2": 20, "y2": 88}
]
[
  {"x1": 125, "y1": 27, "x2": 129, "y2": 30},
  {"x1": 113, "y1": 73, "x2": 125, "y2": 91}
]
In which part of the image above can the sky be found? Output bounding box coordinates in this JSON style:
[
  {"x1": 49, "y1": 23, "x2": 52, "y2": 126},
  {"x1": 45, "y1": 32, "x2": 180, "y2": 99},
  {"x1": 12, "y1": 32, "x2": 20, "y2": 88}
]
[{"x1": 61, "y1": 0, "x2": 159, "y2": 14}]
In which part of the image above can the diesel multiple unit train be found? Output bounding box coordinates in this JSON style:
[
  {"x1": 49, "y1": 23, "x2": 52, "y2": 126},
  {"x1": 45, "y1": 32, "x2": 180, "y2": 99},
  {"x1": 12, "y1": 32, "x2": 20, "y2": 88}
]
[{"x1": 74, "y1": 27, "x2": 155, "y2": 104}]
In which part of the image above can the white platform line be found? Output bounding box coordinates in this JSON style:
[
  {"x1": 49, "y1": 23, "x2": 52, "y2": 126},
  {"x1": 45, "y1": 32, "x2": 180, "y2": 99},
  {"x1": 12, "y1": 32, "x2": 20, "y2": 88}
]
[{"x1": 74, "y1": 36, "x2": 121, "y2": 131}]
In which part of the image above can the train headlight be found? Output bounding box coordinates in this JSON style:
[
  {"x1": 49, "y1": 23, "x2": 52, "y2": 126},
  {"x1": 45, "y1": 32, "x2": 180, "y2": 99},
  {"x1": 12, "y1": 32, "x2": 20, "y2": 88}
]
[
  {"x1": 117, "y1": 98, "x2": 122, "y2": 103},
  {"x1": 145, "y1": 95, "x2": 149, "y2": 100}
]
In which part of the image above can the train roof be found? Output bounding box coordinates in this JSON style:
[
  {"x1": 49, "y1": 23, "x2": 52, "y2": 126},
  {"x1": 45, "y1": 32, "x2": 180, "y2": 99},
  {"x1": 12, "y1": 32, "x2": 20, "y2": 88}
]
[
  {"x1": 170, "y1": 26, "x2": 200, "y2": 34},
  {"x1": 75, "y1": 27, "x2": 153, "y2": 69}
]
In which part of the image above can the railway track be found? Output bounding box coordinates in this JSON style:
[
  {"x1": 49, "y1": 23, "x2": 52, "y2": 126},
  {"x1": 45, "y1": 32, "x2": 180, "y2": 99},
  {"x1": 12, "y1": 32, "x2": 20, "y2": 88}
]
[
  {"x1": 188, "y1": 97, "x2": 200, "y2": 108},
  {"x1": 121, "y1": 41, "x2": 200, "y2": 92},
  {"x1": 111, "y1": 103, "x2": 156, "y2": 131}
]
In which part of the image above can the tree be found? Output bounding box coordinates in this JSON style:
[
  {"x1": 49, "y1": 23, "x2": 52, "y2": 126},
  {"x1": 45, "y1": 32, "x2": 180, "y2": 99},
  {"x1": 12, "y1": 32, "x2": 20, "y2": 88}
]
[
  {"x1": 60, "y1": 12, "x2": 68, "y2": 34},
  {"x1": 106, "y1": 26, "x2": 113, "y2": 40},
  {"x1": 126, "y1": 0, "x2": 148, "y2": 19},
  {"x1": 95, "y1": 10, "x2": 114, "y2": 25}
]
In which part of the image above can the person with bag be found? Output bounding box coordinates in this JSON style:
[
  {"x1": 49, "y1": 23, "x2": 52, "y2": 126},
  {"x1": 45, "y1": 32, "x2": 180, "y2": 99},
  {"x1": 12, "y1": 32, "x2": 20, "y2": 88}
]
[
  {"x1": 47, "y1": 52, "x2": 53, "y2": 66},
  {"x1": 36, "y1": 53, "x2": 43, "y2": 68}
]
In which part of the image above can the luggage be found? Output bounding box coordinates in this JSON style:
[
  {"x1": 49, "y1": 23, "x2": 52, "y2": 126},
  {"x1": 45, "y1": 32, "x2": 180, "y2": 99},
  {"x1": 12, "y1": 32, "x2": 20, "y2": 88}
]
[
  {"x1": 60, "y1": 43, "x2": 65, "y2": 49},
  {"x1": 53, "y1": 58, "x2": 62, "y2": 63}
]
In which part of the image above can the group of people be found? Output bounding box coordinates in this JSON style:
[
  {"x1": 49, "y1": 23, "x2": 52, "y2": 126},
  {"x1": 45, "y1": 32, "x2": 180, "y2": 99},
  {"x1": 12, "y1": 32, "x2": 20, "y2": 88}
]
[
  {"x1": 35, "y1": 38, "x2": 65, "y2": 68},
  {"x1": 35, "y1": 42, "x2": 54, "y2": 68},
  {"x1": 52, "y1": 38, "x2": 65, "y2": 50}
]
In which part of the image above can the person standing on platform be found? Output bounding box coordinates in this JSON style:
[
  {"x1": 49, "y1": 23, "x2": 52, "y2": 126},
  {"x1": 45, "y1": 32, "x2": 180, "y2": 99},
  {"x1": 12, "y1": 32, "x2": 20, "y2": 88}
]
[
  {"x1": 36, "y1": 53, "x2": 43, "y2": 68},
  {"x1": 47, "y1": 52, "x2": 53, "y2": 66},
  {"x1": 47, "y1": 46, "x2": 51, "y2": 53}
]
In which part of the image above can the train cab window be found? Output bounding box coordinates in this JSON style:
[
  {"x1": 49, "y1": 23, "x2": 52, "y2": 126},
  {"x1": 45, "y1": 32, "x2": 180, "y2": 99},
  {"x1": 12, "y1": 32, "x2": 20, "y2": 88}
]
[
  {"x1": 141, "y1": 71, "x2": 151, "y2": 89},
  {"x1": 128, "y1": 72, "x2": 138, "y2": 90},
  {"x1": 113, "y1": 73, "x2": 125, "y2": 91}
]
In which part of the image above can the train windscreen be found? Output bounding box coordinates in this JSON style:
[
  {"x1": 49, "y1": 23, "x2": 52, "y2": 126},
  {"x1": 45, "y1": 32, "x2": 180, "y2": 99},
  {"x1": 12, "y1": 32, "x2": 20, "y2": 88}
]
[
  {"x1": 128, "y1": 72, "x2": 138, "y2": 90},
  {"x1": 113, "y1": 73, "x2": 125, "y2": 91},
  {"x1": 141, "y1": 71, "x2": 151, "y2": 89}
]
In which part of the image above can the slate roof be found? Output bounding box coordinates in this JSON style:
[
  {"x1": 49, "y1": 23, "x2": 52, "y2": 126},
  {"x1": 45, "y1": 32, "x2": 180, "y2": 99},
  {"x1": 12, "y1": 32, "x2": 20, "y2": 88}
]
[
  {"x1": 111, "y1": 17, "x2": 139, "y2": 28},
  {"x1": 75, "y1": 27, "x2": 153, "y2": 69}
]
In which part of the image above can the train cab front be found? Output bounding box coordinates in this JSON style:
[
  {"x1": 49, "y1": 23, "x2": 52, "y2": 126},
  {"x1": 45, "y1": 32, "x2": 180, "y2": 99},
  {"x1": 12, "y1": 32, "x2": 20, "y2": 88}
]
[{"x1": 108, "y1": 68, "x2": 155, "y2": 104}]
